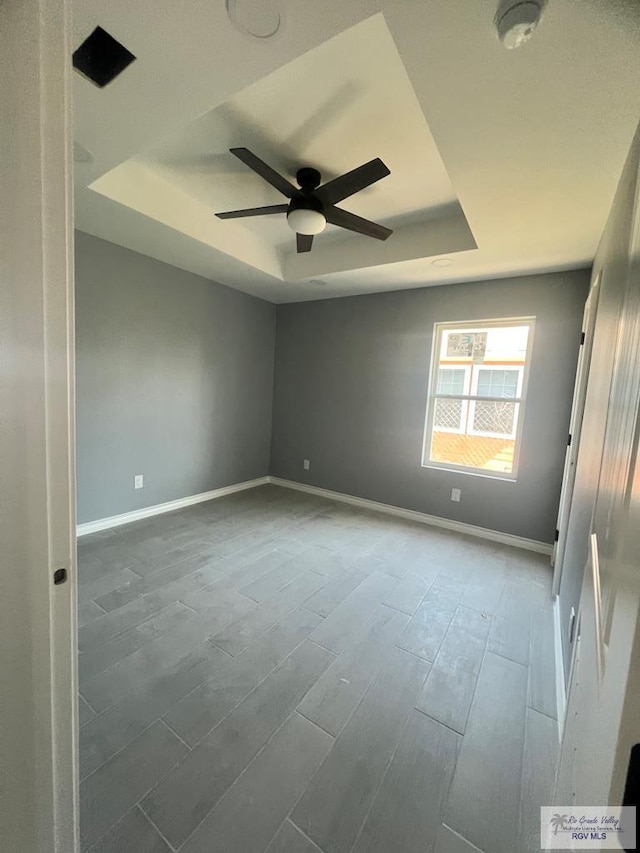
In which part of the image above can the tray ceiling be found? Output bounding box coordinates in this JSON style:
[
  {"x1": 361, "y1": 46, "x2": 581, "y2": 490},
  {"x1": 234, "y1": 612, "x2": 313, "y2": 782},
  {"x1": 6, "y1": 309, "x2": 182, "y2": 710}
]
[{"x1": 73, "y1": 0, "x2": 640, "y2": 302}]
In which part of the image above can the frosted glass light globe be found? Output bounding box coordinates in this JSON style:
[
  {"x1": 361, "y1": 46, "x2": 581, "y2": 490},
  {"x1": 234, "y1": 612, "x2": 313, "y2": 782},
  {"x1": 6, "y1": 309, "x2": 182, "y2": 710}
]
[{"x1": 287, "y1": 208, "x2": 326, "y2": 235}]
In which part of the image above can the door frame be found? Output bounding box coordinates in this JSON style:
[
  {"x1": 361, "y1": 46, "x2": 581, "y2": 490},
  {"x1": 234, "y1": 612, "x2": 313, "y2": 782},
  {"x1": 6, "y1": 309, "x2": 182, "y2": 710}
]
[
  {"x1": 0, "y1": 0, "x2": 78, "y2": 849},
  {"x1": 551, "y1": 272, "x2": 601, "y2": 596},
  {"x1": 553, "y1": 118, "x2": 640, "y2": 819}
]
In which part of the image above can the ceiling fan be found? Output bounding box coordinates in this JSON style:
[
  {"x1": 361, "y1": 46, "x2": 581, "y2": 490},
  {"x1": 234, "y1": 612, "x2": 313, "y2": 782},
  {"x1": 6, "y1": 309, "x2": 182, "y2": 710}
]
[{"x1": 215, "y1": 147, "x2": 393, "y2": 253}]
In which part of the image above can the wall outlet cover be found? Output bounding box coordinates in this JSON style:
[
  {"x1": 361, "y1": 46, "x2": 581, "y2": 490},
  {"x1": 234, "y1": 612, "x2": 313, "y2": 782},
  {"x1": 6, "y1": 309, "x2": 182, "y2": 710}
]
[
  {"x1": 303, "y1": 459, "x2": 310, "y2": 470},
  {"x1": 451, "y1": 488, "x2": 461, "y2": 502},
  {"x1": 134, "y1": 474, "x2": 144, "y2": 489}
]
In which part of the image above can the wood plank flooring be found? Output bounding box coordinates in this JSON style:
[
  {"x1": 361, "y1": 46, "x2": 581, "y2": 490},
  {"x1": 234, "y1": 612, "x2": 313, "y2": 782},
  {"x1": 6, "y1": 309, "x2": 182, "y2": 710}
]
[{"x1": 77, "y1": 484, "x2": 559, "y2": 853}]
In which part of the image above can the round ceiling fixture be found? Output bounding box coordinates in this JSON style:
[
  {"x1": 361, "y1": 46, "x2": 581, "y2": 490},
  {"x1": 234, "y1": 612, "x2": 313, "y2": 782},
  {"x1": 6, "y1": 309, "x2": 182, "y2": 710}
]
[
  {"x1": 494, "y1": 1, "x2": 544, "y2": 49},
  {"x1": 287, "y1": 208, "x2": 327, "y2": 236},
  {"x1": 73, "y1": 141, "x2": 94, "y2": 164},
  {"x1": 225, "y1": 0, "x2": 282, "y2": 40},
  {"x1": 431, "y1": 258, "x2": 454, "y2": 267}
]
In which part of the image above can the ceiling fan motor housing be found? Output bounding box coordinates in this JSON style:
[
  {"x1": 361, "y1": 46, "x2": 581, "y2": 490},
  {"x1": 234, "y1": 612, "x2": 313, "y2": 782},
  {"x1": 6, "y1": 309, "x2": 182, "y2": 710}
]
[
  {"x1": 287, "y1": 194, "x2": 324, "y2": 215},
  {"x1": 287, "y1": 173, "x2": 326, "y2": 235},
  {"x1": 296, "y1": 167, "x2": 322, "y2": 191}
]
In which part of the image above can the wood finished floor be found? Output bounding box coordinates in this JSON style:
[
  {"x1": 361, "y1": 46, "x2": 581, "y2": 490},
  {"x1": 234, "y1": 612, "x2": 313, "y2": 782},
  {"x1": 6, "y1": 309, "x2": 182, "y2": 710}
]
[{"x1": 77, "y1": 484, "x2": 559, "y2": 853}]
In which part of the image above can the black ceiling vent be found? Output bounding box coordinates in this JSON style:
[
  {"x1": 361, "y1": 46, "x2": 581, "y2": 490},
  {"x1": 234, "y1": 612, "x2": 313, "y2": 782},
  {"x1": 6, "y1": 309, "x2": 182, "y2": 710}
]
[{"x1": 73, "y1": 26, "x2": 136, "y2": 88}]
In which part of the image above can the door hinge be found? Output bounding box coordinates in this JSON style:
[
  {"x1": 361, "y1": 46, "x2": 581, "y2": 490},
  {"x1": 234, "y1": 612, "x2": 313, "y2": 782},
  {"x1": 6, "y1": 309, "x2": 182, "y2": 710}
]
[
  {"x1": 580, "y1": 331, "x2": 585, "y2": 345},
  {"x1": 554, "y1": 528, "x2": 560, "y2": 542},
  {"x1": 567, "y1": 433, "x2": 572, "y2": 447},
  {"x1": 568, "y1": 607, "x2": 577, "y2": 644}
]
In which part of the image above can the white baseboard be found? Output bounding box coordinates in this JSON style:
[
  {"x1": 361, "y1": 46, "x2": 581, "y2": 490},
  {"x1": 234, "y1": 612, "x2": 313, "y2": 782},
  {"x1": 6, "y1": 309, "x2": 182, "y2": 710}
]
[
  {"x1": 553, "y1": 596, "x2": 567, "y2": 736},
  {"x1": 78, "y1": 473, "x2": 555, "y2": 560},
  {"x1": 76, "y1": 476, "x2": 270, "y2": 537},
  {"x1": 268, "y1": 477, "x2": 553, "y2": 556}
]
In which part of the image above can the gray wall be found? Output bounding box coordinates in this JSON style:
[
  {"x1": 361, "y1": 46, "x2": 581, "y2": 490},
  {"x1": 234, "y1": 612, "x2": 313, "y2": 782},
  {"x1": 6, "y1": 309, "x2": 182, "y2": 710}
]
[
  {"x1": 75, "y1": 232, "x2": 275, "y2": 524},
  {"x1": 271, "y1": 270, "x2": 590, "y2": 544}
]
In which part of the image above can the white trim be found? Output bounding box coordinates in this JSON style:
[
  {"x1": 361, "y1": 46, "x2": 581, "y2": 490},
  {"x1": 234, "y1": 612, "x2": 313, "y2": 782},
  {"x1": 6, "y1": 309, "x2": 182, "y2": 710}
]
[
  {"x1": 3, "y1": 0, "x2": 77, "y2": 848},
  {"x1": 77, "y1": 477, "x2": 270, "y2": 536},
  {"x1": 78, "y1": 471, "x2": 554, "y2": 554},
  {"x1": 468, "y1": 365, "x2": 523, "y2": 440},
  {"x1": 554, "y1": 595, "x2": 567, "y2": 736},
  {"x1": 269, "y1": 477, "x2": 552, "y2": 555},
  {"x1": 432, "y1": 365, "x2": 470, "y2": 434}
]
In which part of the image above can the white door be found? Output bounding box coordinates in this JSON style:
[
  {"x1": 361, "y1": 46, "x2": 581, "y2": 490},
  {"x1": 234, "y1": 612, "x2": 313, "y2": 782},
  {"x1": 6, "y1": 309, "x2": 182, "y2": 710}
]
[
  {"x1": 0, "y1": 0, "x2": 78, "y2": 851},
  {"x1": 551, "y1": 273, "x2": 600, "y2": 592},
  {"x1": 554, "y1": 123, "x2": 640, "y2": 843}
]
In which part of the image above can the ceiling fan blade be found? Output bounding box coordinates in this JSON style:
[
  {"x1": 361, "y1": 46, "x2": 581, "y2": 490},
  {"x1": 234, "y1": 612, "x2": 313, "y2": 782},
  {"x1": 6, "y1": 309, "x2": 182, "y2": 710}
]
[
  {"x1": 230, "y1": 147, "x2": 297, "y2": 198},
  {"x1": 325, "y1": 206, "x2": 392, "y2": 241},
  {"x1": 316, "y1": 157, "x2": 390, "y2": 205},
  {"x1": 297, "y1": 233, "x2": 314, "y2": 253},
  {"x1": 216, "y1": 204, "x2": 289, "y2": 219}
]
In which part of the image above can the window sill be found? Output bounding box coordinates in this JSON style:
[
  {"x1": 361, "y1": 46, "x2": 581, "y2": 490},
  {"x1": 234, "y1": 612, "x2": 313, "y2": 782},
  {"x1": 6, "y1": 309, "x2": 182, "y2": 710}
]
[{"x1": 421, "y1": 462, "x2": 518, "y2": 482}]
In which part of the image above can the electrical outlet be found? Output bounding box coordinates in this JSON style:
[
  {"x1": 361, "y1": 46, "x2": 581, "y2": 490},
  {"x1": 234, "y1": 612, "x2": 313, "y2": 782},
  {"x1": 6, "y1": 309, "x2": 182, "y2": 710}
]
[
  {"x1": 451, "y1": 488, "x2": 461, "y2": 502},
  {"x1": 134, "y1": 474, "x2": 144, "y2": 489},
  {"x1": 303, "y1": 459, "x2": 310, "y2": 471}
]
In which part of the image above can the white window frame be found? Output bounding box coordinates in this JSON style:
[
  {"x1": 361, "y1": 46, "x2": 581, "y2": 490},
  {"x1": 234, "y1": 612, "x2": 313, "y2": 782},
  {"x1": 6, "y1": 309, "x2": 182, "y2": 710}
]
[
  {"x1": 432, "y1": 365, "x2": 471, "y2": 434},
  {"x1": 468, "y1": 365, "x2": 525, "y2": 439},
  {"x1": 421, "y1": 316, "x2": 536, "y2": 480}
]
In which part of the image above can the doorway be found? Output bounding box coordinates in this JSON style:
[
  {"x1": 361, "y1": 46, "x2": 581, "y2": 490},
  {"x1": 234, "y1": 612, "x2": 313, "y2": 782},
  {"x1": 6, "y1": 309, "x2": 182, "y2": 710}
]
[{"x1": 552, "y1": 272, "x2": 600, "y2": 595}]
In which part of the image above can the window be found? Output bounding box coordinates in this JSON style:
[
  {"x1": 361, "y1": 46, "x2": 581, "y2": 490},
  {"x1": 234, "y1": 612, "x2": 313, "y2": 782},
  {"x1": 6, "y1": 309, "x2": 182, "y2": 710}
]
[
  {"x1": 422, "y1": 318, "x2": 535, "y2": 478},
  {"x1": 433, "y1": 367, "x2": 470, "y2": 433}
]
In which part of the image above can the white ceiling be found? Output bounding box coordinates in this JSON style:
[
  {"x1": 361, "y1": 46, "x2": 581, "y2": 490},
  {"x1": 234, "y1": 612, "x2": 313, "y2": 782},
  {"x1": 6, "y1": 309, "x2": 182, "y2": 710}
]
[
  {"x1": 73, "y1": 0, "x2": 640, "y2": 303},
  {"x1": 90, "y1": 16, "x2": 476, "y2": 286}
]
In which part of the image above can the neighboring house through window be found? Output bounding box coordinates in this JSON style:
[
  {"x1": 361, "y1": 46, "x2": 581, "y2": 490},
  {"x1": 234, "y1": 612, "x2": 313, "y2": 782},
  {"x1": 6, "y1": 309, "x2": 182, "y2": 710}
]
[{"x1": 422, "y1": 318, "x2": 535, "y2": 477}]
